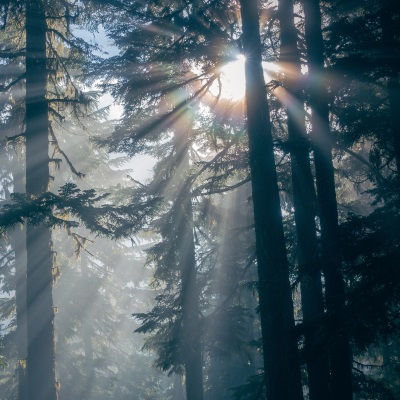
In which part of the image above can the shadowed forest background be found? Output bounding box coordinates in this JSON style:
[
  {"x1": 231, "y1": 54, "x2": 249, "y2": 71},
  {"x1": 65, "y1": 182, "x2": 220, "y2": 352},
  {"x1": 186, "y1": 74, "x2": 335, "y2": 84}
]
[{"x1": 0, "y1": 0, "x2": 400, "y2": 399}]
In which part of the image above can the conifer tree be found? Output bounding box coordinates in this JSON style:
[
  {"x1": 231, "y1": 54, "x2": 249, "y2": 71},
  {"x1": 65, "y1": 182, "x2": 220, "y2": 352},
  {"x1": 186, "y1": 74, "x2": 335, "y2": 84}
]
[
  {"x1": 24, "y1": 1, "x2": 57, "y2": 398},
  {"x1": 239, "y1": 0, "x2": 303, "y2": 398},
  {"x1": 1, "y1": 2, "x2": 130, "y2": 398},
  {"x1": 277, "y1": 0, "x2": 329, "y2": 398},
  {"x1": 302, "y1": 0, "x2": 353, "y2": 398},
  {"x1": 380, "y1": 0, "x2": 400, "y2": 173}
]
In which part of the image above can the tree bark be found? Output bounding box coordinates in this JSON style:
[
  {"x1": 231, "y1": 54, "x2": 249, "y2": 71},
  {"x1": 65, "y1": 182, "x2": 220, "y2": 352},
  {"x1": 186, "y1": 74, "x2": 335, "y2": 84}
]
[
  {"x1": 277, "y1": 1, "x2": 330, "y2": 399},
  {"x1": 302, "y1": 0, "x2": 353, "y2": 399},
  {"x1": 172, "y1": 374, "x2": 185, "y2": 400},
  {"x1": 25, "y1": 1, "x2": 57, "y2": 399},
  {"x1": 174, "y1": 128, "x2": 204, "y2": 400},
  {"x1": 239, "y1": 1, "x2": 303, "y2": 399},
  {"x1": 12, "y1": 166, "x2": 28, "y2": 400}
]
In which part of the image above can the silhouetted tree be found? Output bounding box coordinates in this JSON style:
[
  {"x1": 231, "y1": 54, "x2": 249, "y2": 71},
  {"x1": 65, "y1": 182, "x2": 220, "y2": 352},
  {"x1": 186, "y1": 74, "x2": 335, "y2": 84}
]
[
  {"x1": 303, "y1": 0, "x2": 353, "y2": 398},
  {"x1": 239, "y1": 0, "x2": 303, "y2": 398},
  {"x1": 277, "y1": 0, "x2": 329, "y2": 398}
]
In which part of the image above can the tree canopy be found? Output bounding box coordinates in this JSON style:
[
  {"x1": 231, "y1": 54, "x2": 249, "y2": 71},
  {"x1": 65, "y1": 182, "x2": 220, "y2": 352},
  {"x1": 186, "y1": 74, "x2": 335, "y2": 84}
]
[{"x1": 1, "y1": 0, "x2": 400, "y2": 399}]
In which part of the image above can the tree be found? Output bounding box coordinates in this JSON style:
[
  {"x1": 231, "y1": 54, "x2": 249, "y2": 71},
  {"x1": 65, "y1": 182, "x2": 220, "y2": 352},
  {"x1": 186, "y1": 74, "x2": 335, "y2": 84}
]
[
  {"x1": 1, "y1": 2, "x2": 133, "y2": 398},
  {"x1": 135, "y1": 116, "x2": 205, "y2": 400},
  {"x1": 302, "y1": 0, "x2": 353, "y2": 398},
  {"x1": 24, "y1": 1, "x2": 57, "y2": 398},
  {"x1": 89, "y1": 2, "x2": 258, "y2": 399},
  {"x1": 380, "y1": 0, "x2": 400, "y2": 172},
  {"x1": 173, "y1": 124, "x2": 204, "y2": 400},
  {"x1": 3, "y1": 1, "x2": 400, "y2": 398},
  {"x1": 277, "y1": 0, "x2": 330, "y2": 398},
  {"x1": 0, "y1": 17, "x2": 28, "y2": 397},
  {"x1": 239, "y1": 0, "x2": 303, "y2": 398}
]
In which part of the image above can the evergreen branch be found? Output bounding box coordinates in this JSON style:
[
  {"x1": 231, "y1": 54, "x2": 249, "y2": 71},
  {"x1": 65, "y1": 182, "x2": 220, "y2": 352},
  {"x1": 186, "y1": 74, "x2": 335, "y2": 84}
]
[
  {"x1": 131, "y1": 74, "x2": 218, "y2": 144},
  {"x1": 0, "y1": 73, "x2": 26, "y2": 92},
  {"x1": 0, "y1": 183, "x2": 160, "y2": 238},
  {"x1": 195, "y1": 176, "x2": 251, "y2": 196},
  {"x1": 67, "y1": 230, "x2": 95, "y2": 257},
  {"x1": 49, "y1": 106, "x2": 65, "y2": 122},
  {"x1": 45, "y1": 15, "x2": 75, "y2": 20},
  {"x1": 158, "y1": 69, "x2": 216, "y2": 97},
  {"x1": 49, "y1": 125, "x2": 85, "y2": 178},
  {"x1": 0, "y1": 250, "x2": 13, "y2": 267},
  {"x1": 204, "y1": 252, "x2": 257, "y2": 320},
  {"x1": 6, "y1": 132, "x2": 25, "y2": 142},
  {"x1": 47, "y1": 28, "x2": 83, "y2": 51},
  {"x1": 0, "y1": 49, "x2": 26, "y2": 58},
  {"x1": 45, "y1": 8, "x2": 79, "y2": 22},
  {"x1": 353, "y1": 360, "x2": 385, "y2": 370},
  {"x1": 335, "y1": 144, "x2": 386, "y2": 185},
  {"x1": 186, "y1": 142, "x2": 234, "y2": 188},
  {"x1": 0, "y1": 356, "x2": 8, "y2": 370},
  {"x1": 47, "y1": 39, "x2": 82, "y2": 95},
  {"x1": 47, "y1": 98, "x2": 85, "y2": 104}
]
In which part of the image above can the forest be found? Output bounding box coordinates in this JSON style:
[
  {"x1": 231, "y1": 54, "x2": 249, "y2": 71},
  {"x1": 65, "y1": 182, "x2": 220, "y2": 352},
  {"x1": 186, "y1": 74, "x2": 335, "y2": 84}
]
[{"x1": 0, "y1": 0, "x2": 399, "y2": 399}]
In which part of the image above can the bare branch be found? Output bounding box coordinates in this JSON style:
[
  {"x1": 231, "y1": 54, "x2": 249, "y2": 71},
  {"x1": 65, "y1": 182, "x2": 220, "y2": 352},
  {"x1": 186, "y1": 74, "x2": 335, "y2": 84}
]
[
  {"x1": 47, "y1": 98, "x2": 82, "y2": 104},
  {"x1": 0, "y1": 73, "x2": 26, "y2": 92},
  {"x1": 6, "y1": 133, "x2": 25, "y2": 142},
  {"x1": 335, "y1": 144, "x2": 386, "y2": 184},
  {"x1": 196, "y1": 176, "x2": 251, "y2": 196},
  {"x1": 0, "y1": 49, "x2": 26, "y2": 58},
  {"x1": 47, "y1": 28, "x2": 82, "y2": 51}
]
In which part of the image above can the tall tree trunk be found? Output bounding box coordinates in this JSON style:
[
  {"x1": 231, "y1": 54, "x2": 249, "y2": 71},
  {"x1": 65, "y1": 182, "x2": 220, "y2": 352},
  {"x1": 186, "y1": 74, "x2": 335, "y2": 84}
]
[
  {"x1": 81, "y1": 250, "x2": 94, "y2": 399},
  {"x1": 380, "y1": 0, "x2": 400, "y2": 173},
  {"x1": 239, "y1": 1, "x2": 303, "y2": 399},
  {"x1": 277, "y1": 1, "x2": 330, "y2": 399},
  {"x1": 174, "y1": 128, "x2": 204, "y2": 400},
  {"x1": 12, "y1": 165, "x2": 28, "y2": 400},
  {"x1": 25, "y1": 1, "x2": 57, "y2": 399},
  {"x1": 172, "y1": 374, "x2": 185, "y2": 400},
  {"x1": 302, "y1": 1, "x2": 353, "y2": 399}
]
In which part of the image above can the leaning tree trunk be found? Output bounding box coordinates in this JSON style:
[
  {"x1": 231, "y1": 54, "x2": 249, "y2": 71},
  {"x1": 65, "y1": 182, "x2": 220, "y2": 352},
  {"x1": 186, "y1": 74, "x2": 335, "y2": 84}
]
[
  {"x1": 174, "y1": 128, "x2": 204, "y2": 400},
  {"x1": 239, "y1": 1, "x2": 303, "y2": 399},
  {"x1": 302, "y1": 0, "x2": 353, "y2": 399},
  {"x1": 25, "y1": 1, "x2": 57, "y2": 399},
  {"x1": 277, "y1": 0, "x2": 330, "y2": 399},
  {"x1": 380, "y1": 0, "x2": 400, "y2": 173}
]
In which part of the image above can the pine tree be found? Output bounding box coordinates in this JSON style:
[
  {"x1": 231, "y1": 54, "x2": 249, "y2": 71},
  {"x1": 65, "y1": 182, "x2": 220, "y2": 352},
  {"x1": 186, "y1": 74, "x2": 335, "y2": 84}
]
[
  {"x1": 24, "y1": 2, "x2": 57, "y2": 398},
  {"x1": 277, "y1": 0, "x2": 330, "y2": 398},
  {"x1": 1, "y1": 2, "x2": 133, "y2": 398},
  {"x1": 380, "y1": 0, "x2": 400, "y2": 173},
  {"x1": 239, "y1": 0, "x2": 303, "y2": 398},
  {"x1": 302, "y1": 0, "x2": 353, "y2": 398}
]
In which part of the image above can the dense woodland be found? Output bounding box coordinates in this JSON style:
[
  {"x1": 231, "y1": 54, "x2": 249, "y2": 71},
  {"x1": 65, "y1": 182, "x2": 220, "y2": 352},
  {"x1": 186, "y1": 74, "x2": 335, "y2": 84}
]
[{"x1": 0, "y1": 0, "x2": 399, "y2": 399}]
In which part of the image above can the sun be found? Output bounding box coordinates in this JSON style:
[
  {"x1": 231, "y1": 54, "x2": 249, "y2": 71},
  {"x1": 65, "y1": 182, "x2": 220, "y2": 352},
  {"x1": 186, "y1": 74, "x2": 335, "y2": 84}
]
[
  {"x1": 209, "y1": 55, "x2": 246, "y2": 101},
  {"x1": 208, "y1": 55, "x2": 280, "y2": 102}
]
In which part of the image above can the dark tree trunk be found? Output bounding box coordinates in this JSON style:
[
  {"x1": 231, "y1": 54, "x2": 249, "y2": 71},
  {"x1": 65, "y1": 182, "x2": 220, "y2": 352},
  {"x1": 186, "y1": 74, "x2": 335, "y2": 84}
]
[
  {"x1": 12, "y1": 166, "x2": 28, "y2": 400},
  {"x1": 239, "y1": 1, "x2": 303, "y2": 399},
  {"x1": 277, "y1": 1, "x2": 330, "y2": 399},
  {"x1": 380, "y1": 0, "x2": 400, "y2": 173},
  {"x1": 302, "y1": 1, "x2": 353, "y2": 399},
  {"x1": 25, "y1": 1, "x2": 57, "y2": 399},
  {"x1": 174, "y1": 129, "x2": 204, "y2": 400}
]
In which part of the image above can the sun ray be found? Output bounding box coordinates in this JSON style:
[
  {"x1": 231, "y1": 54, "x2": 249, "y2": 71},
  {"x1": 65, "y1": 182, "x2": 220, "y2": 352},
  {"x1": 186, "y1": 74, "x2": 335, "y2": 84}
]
[{"x1": 209, "y1": 55, "x2": 246, "y2": 101}]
